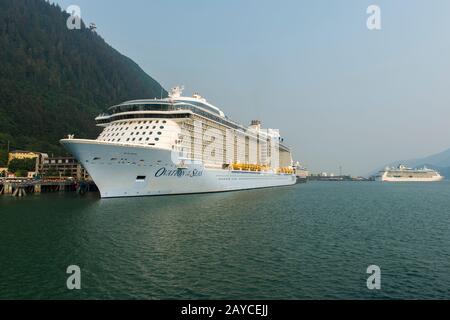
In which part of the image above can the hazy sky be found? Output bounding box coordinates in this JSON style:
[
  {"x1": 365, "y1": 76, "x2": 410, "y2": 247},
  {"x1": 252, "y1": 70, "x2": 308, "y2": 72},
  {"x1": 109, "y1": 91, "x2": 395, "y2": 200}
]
[{"x1": 52, "y1": 0, "x2": 450, "y2": 175}]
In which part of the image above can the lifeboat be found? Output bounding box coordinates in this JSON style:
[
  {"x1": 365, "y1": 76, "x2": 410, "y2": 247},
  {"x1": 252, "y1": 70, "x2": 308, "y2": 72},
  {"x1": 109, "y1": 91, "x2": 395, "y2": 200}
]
[{"x1": 231, "y1": 163, "x2": 268, "y2": 172}]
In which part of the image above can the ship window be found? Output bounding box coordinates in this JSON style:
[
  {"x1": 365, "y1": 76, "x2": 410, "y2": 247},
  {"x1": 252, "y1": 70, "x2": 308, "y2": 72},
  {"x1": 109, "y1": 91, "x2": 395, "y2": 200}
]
[
  {"x1": 136, "y1": 176, "x2": 146, "y2": 181},
  {"x1": 132, "y1": 138, "x2": 136, "y2": 141},
  {"x1": 93, "y1": 157, "x2": 101, "y2": 160},
  {"x1": 157, "y1": 132, "x2": 162, "y2": 135},
  {"x1": 155, "y1": 138, "x2": 160, "y2": 141},
  {"x1": 160, "y1": 126, "x2": 164, "y2": 129},
  {"x1": 146, "y1": 137, "x2": 150, "y2": 141},
  {"x1": 149, "y1": 132, "x2": 153, "y2": 135},
  {"x1": 163, "y1": 120, "x2": 167, "y2": 124},
  {"x1": 153, "y1": 126, "x2": 156, "y2": 129},
  {"x1": 139, "y1": 138, "x2": 142, "y2": 141},
  {"x1": 140, "y1": 126, "x2": 143, "y2": 129},
  {"x1": 156, "y1": 121, "x2": 159, "y2": 124},
  {"x1": 130, "y1": 132, "x2": 134, "y2": 135},
  {"x1": 126, "y1": 138, "x2": 130, "y2": 141}
]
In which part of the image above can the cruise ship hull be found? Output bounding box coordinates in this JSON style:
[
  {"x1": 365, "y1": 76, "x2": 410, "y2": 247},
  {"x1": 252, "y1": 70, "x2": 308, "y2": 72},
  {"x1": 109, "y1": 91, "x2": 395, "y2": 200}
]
[
  {"x1": 375, "y1": 173, "x2": 444, "y2": 182},
  {"x1": 61, "y1": 139, "x2": 297, "y2": 198}
]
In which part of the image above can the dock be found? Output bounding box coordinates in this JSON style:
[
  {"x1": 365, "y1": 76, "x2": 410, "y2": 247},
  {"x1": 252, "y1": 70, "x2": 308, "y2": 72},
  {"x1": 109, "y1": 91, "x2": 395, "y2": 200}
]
[
  {"x1": 308, "y1": 175, "x2": 373, "y2": 182},
  {"x1": 0, "y1": 179, "x2": 98, "y2": 197}
]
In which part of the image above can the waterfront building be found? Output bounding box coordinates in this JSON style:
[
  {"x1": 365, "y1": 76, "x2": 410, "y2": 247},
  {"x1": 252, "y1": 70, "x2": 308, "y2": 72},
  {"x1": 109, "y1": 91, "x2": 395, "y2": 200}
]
[{"x1": 40, "y1": 156, "x2": 90, "y2": 180}]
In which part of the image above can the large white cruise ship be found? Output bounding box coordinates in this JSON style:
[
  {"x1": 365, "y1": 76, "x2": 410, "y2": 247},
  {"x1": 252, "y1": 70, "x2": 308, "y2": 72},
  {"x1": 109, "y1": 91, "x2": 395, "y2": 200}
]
[
  {"x1": 61, "y1": 87, "x2": 296, "y2": 198},
  {"x1": 376, "y1": 164, "x2": 444, "y2": 182}
]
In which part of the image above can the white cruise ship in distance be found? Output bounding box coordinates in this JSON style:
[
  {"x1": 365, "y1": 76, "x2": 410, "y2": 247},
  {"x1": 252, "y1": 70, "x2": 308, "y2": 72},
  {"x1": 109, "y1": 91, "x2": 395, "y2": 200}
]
[
  {"x1": 60, "y1": 86, "x2": 296, "y2": 198},
  {"x1": 294, "y1": 161, "x2": 309, "y2": 183},
  {"x1": 376, "y1": 164, "x2": 444, "y2": 182}
]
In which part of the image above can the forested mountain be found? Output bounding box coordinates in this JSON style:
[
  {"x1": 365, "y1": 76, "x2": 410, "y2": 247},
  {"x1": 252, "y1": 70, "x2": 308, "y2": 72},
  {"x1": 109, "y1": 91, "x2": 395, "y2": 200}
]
[{"x1": 0, "y1": 0, "x2": 167, "y2": 165}]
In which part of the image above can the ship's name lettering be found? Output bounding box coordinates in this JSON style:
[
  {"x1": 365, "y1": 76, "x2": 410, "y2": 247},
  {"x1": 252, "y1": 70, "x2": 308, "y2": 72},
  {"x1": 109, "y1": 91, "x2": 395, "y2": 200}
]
[{"x1": 155, "y1": 167, "x2": 203, "y2": 178}]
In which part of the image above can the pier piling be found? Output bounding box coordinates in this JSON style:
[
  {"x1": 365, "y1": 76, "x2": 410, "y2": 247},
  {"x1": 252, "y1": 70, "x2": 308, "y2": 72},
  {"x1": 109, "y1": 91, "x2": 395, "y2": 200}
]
[
  {"x1": 4, "y1": 183, "x2": 13, "y2": 194},
  {"x1": 0, "y1": 179, "x2": 95, "y2": 197}
]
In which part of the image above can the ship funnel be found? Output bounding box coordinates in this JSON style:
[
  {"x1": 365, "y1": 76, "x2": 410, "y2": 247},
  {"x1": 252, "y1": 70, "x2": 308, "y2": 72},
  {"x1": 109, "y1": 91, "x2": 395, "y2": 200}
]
[{"x1": 249, "y1": 120, "x2": 261, "y2": 131}]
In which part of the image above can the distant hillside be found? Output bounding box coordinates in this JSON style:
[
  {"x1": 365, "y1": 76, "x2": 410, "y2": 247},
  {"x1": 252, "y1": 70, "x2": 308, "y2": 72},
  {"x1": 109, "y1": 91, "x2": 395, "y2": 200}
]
[
  {"x1": 371, "y1": 148, "x2": 450, "y2": 179},
  {"x1": 0, "y1": 0, "x2": 167, "y2": 165},
  {"x1": 405, "y1": 148, "x2": 450, "y2": 169}
]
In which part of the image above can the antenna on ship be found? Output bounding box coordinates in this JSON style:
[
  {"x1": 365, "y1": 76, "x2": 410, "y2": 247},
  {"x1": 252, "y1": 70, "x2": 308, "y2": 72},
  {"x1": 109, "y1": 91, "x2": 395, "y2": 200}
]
[{"x1": 169, "y1": 85, "x2": 184, "y2": 98}]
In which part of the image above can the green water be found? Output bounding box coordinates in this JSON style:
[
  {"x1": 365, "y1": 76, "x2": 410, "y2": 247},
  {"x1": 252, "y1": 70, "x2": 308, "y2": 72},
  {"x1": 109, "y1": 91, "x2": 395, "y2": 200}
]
[{"x1": 1, "y1": 181, "x2": 450, "y2": 299}]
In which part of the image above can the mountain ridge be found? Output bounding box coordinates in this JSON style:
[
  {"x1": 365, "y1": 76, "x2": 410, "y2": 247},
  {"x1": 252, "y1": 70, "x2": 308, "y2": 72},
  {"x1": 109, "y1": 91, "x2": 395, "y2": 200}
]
[{"x1": 0, "y1": 0, "x2": 167, "y2": 165}]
